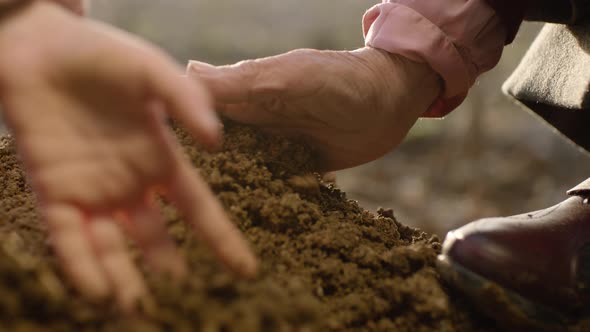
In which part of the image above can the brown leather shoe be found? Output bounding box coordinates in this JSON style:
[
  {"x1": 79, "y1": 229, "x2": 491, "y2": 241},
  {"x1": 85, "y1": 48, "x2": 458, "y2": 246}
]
[{"x1": 438, "y1": 179, "x2": 590, "y2": 330}]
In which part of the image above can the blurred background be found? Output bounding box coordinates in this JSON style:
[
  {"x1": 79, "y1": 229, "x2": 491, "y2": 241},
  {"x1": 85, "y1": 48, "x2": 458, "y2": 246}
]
[{"x1": 4, "y1": 0, "x2": 590, "y2": 237}]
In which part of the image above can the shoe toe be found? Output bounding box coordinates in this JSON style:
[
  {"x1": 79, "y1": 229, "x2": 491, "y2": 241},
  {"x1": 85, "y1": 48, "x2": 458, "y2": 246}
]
[
  {"x1": 438, "y1": 222, "x2": 572, "y2": 329},
  {"x1": 442, "y1": 220, "x2": 515, "y2": 277}
]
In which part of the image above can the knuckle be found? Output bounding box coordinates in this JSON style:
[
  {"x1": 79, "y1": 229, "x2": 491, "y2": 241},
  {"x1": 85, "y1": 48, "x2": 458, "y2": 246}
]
[
  {"x1": 235, "y1": 59, "x2": 259, "y2": 74},
  {"x1": 288, "y1": 48, "x2": 318, "y2": 57},
  {"x1": 235, "y1": 56, "x2": 295, "y2": 100},
  {"x1": 44, "y1": 205, "x2": 82, "y2": 232},
  {"x1": 257, "y1": 96, "x2": 286, "y2": 115},
  {"x1": 251, "y1": 80, "x2": 286, "y2": 98}
]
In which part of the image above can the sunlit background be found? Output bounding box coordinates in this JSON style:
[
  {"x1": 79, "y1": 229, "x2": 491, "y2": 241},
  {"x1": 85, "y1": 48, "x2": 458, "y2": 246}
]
[{"x1": 3, "y1": 0, "x2": 590, "y2": 237}]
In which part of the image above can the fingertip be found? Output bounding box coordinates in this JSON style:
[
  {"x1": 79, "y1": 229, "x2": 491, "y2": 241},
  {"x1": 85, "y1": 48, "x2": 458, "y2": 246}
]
[
  {"x1": 148, "y1": 57, "x2": 221, "y2": 148},
  {"x1": 74, "y1": 264, "x2": 113, "y2": 301},
  {"x1": 146, "y1": 247, "x2": 188, "y2": 280},
  {"x1": 180, "y1": 102, "x2": 223, "y2": 149},
  {"x1": 179, "y1": 79, "x2": 223, "y2": 147},
  {"x1": 171, "y1": 166, "x2": 259, "y2": 279},
  {"x1": 198, "y1": 108, "x2": 223, "y2": 142},
  {"x1": 235, "y1": 251, "x2": 259, "y2": 279},
  {"x1": 186, "y1": 60, "x2": 216, "y2": 76},
  {"x1": 117, "y1": 283, "x2": 148, "y2": 314}
]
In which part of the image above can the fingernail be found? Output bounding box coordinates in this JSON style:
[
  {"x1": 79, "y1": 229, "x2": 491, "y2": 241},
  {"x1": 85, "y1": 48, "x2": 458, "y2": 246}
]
[{"x1": 187, "y1": 61, "x2": 215, "y2": 76}]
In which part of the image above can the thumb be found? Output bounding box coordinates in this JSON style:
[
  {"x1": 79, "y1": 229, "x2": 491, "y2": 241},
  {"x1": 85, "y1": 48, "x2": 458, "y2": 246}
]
[
  {"x1": 186, "y1": 60, "x2": 255, "y2": 104},
  {"x1": 145, "y1": 55, "x2": 221, "y2": 148},
  {"x1": 187, "y1": 58, "x2": 286, "y2": 105}
]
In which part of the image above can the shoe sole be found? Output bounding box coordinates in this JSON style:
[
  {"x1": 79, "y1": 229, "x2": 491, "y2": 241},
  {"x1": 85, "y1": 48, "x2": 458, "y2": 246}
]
[{"x1": 436, "y1": 255, "x2": 570, "y2": 331}]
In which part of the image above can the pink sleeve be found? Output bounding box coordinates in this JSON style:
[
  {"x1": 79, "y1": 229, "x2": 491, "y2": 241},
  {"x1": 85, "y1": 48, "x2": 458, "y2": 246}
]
[{"x1": 363, "y1": 0, "x2": 506, "y2": 117}]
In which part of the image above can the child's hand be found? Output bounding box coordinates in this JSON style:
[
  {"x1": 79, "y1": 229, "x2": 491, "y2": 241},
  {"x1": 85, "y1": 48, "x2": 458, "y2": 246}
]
[
  {"x1": 188, "y1": 48, "x2": 441, "y2": 171},
  {"x1": 0, "y1": 1, "x2": 257, "y2": 310}
]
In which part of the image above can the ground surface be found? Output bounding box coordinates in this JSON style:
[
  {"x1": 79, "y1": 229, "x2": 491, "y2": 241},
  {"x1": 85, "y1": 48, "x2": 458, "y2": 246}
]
[{"x1": 0, "y1": 122, "x2": 587, "y2": 331}]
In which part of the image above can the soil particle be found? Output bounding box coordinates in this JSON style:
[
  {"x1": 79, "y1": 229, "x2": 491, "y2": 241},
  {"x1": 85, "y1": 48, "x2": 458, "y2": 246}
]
[{"x1": 0, "y1": 121, "x2": 588, "y2": 331}]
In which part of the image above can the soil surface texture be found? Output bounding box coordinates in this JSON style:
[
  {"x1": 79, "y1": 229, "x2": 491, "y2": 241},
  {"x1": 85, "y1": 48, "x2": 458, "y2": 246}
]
[{"x1": 0, "y1": 122, "x2": 587, "y2": 331}]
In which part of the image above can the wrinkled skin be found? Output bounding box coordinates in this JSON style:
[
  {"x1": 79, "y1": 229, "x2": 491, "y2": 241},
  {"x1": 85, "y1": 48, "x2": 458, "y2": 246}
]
[
  {"x1": 188, "y1": 47, "x2": 441, "y2": 171},
  {"x1": 0, "y1": 1, "x2": 257, "y2": 310}
]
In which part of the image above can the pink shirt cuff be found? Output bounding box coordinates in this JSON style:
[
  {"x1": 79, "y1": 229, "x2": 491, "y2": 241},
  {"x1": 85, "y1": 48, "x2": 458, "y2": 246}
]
[{"x1": 363, "y1": 0, "x2": 506, "y2": 117}]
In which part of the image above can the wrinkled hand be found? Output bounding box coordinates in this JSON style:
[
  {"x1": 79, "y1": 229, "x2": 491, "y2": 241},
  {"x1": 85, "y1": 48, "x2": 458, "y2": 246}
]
[
  {"x1": 0, "y1": 2, "x2": 256, "y2": 309},
  {"x1": 188, "y1": 48, "x2": 441, "y2": 171}
]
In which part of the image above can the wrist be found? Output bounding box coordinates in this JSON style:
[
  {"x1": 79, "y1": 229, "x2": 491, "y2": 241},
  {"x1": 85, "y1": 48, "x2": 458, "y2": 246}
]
[
  {"x1": 386, "y1": 49, "x2": 443, "y2": 102},
  {"x1": 352, "y1": 47, "x2": 442, "y2": 117}
]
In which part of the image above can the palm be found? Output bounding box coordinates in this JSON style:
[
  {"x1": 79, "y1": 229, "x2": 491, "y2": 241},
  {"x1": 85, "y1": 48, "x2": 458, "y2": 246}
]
[{"x1": 10, "y1": 85, "x2": 177, "y2": 308}]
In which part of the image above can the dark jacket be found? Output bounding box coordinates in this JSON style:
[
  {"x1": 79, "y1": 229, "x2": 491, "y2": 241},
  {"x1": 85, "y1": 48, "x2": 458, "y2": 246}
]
[{"x1": 485, "y1": 0, "x2": 590, "y2": 151}]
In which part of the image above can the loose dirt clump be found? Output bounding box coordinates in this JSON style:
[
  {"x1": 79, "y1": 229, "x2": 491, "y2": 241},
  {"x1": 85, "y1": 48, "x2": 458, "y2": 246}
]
[{"x1": 0, "y1": 121, "x2": 585, "y2": 331}]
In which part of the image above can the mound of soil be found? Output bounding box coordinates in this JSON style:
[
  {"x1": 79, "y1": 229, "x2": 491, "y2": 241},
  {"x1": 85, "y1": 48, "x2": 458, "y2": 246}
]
[{"x1": 0, "y1": 122, "x2": 584, "y2": 331}]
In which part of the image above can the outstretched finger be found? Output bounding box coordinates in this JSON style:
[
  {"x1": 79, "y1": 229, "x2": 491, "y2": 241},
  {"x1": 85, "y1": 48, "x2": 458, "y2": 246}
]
[
  {"x1": 145, "y1": 53, "x2": 221, "y2": 149},
  {"x1": 44, "y1": 204, "x2": 111, "y2": 301},
  {"x1": 88, "y1": 216, "x2": 147, "y2": 311},
  {"x1": 169, "y1": 162, "x2": 258, "y2": 278},
  {"x1": 187, "y1": 58, "x2": 286, "y2": 106},
  {"x1": 186, "y1": 61, "x2": 251, "y2": 104},
  {"x1": 119, "y1": 198, "x2": 186, "y2": 279}
]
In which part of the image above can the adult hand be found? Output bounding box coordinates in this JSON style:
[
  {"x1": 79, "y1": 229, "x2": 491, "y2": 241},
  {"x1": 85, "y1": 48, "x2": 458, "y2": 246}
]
[
  {"x1": 188, "y1": 47, "x2": 442, "y2": 171},
  {"x1": 0, "y1": 1, "x2": 257, "y2": 310}
]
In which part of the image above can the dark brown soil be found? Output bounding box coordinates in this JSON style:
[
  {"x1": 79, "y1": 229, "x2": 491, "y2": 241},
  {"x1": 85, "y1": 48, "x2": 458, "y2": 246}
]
[{"x1": 0, "y1": 121, "x2": 584, "y2": 331}]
